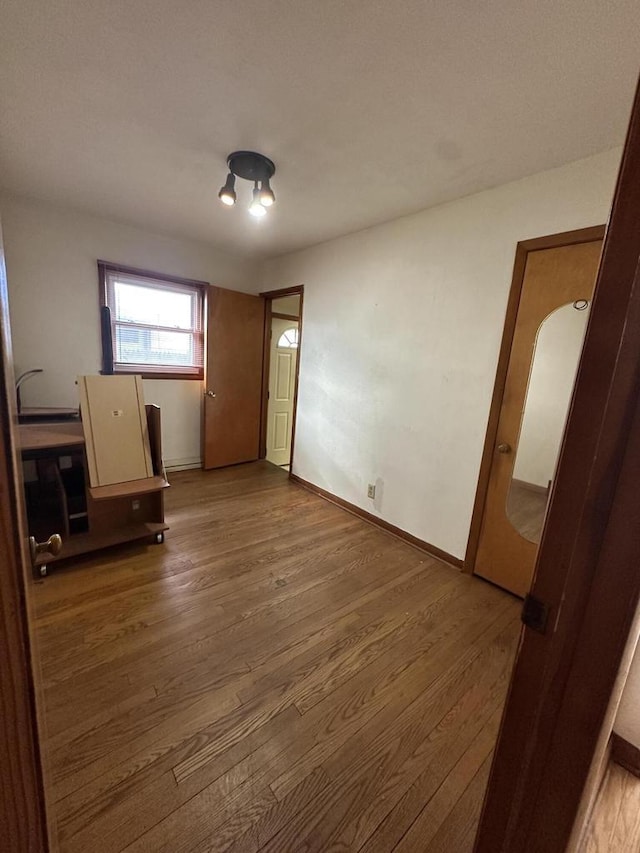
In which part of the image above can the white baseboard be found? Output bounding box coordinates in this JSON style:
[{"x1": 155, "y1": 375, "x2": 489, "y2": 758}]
[{"x1": 164, "y1": 457, "x2": 202, "y2": 472}]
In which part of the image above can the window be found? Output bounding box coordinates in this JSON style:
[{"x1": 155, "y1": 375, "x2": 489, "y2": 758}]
[
  {"x1": 277, "y1": 328, "x2": 299, "y2": 348},
  {"x1": 99, "y1": 262, "x2": 206, "y2": 379}
]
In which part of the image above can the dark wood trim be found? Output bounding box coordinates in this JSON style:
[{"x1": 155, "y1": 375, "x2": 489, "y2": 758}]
[
  {"x1": 290, "y1": 473, "x2": 463, "y2": 569},
  {"x1": 97, "y1": 260, "x2": 209, "y2": 290},
  {"x1": 259, "y1": 285, "x2": 304, "y2": 299},
  {"x1": 517, "y1": 225, "x2": 606, "y2": 254},
  {"x1": 258, "y1": 299, "x2": 271, "y2": 460},
  {"x1": 611, "y1": 733, "x2": 640, "y2": 778},
  {"x1": 0, "y1": 223, "x2": 50, "y2": 848},
  {"x1": 464, "y1": 224, "x2": 605, "y2": 575},
  {"x1": 259, "y1": 285, "x2": 304, "y2": 466},
  {"x1": 271, "y1": 311, "x2": 299, "y2": 321},
  {"x1": 475, "y1": 77, "x2": 640, "y2": 852},
  {"x1": 201, "y1": 286, "x2": 209, "y2": 467},
  {"x1": 289, "y1": 288, "x2": 304, "y2": 471},
  {"x1": 572, "y1": 735, "x2": 612, "y2": 851}
]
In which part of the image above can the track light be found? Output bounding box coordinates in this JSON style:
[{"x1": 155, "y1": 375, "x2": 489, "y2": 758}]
[
  {"x1": 218, "y1": 151, "x2": 276, "y2": 216},
  {"x1": 249, "y1": 184, "x2": 267, "y2": 218},
  {"x1": 218, "y1": 173, "x2": 236, "y2": 206},
  {"x1": 259, "y1": 179, "x2": 275, "y2": 207}
]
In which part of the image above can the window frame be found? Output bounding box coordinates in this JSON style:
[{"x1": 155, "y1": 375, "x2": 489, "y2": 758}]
[{"x1": 98, "y1": 261, "x2": 207, "y2": 380}]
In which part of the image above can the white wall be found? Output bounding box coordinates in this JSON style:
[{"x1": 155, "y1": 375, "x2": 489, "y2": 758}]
[
  {"x1": 513, "y1": 304, "x2": 590, "y2": 487},
  {"x1": 262, "y1": 148, "x2": 622, "y2": 560},
  {"x1": 1, "y1": 194, "x2": 259, "y2": 469},
  {"x1": 615, "y1": 640, "x2": 640, "y2": 750}
]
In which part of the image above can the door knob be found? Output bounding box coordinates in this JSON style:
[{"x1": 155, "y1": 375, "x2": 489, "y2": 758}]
[
  {"x1": 497, "y1": 443, "x2": 512, "y2": 454},
  {"x1": 29, "y1": 533, "x2": 63, "y2": 566},
  {"x1": 204, "y1": 390, "x2": 216, "y2": 398}
]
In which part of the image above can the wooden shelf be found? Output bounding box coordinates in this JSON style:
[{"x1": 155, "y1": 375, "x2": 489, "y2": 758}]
[
  {"x1": 18, "y1": 406, "x2": 79, "y2": 423},
  {"x1": 35, "y1": 522, "x2": 169, "y2": 566},
  {"x1": 89, "y1": 476, "x2": 170, "y2": 501},
  {"x1": 19, "y1": 422, "x2": 85, "y2": 452}
]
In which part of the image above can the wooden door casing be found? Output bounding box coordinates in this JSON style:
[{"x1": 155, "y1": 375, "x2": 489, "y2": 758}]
[
  {"x1": 203, "y1": 287, "x2": 266, "y2": 470},
  {"x1": 258, "y1": 285, "x2": 305, "y2": 468},
  {"x1": 0, "y1": 221, "x2": 50, "y2": 849},
  {"x1": 474, "y1": 239, "x2": 602, "y2": 597}
]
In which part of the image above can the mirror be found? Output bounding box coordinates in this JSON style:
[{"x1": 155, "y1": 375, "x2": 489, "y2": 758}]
[{"x1": 507, "y1": 300, "x2": 590, "y2": 543}]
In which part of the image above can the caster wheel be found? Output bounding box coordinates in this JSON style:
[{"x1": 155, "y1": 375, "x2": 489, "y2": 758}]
[
  {"x1": 39, "y1": 565, "x2": 48, "y2": 577},
  {"x1": 155, "y1": 532, "x2": 165, "y2": 545}
]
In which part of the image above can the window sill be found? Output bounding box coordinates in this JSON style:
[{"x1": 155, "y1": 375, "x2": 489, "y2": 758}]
[{"x1": 113, "y1": 369, "x2": 204, "y2": 381}]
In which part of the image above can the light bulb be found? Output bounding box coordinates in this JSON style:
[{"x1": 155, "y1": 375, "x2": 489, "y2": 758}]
[
  {"x1": 249, "y1": 185, "x2": 267, "y2": 217},
  {"x1": 259, "y1": 179, "x2": 275, "y2": 207},
  {"x1": 218, "y1": 173, "x2": 236, "y2": 206}
]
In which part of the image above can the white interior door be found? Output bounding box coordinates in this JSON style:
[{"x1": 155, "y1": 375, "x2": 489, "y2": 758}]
[{"x1": 266, "y1": 318, "x2": 298, "y2": 467}]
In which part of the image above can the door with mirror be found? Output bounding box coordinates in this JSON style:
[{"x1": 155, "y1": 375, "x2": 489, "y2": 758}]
[{"x1": 473, "y1": 237, "x2": 602, "y2": 596}]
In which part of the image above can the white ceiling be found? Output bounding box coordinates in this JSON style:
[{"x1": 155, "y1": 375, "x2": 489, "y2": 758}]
[{"x1": 1, "y1": 1, "x2": 638, "y2": 259}]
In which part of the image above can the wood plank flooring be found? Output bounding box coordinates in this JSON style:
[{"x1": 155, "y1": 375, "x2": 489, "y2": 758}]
[
  {"x1": 506, "y1": 481, "x2": 548, "y2": 544},
  {"x1": 581, "y1": 762, "x2": 640, "y2": 852},
  {"x1": 33, "y1": 462, "x2": 520, "y2": 852}
]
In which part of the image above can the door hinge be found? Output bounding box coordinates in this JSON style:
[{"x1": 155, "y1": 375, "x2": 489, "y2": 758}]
[{"x1": 521, "y1": 594, "x2": 550, "y2": 634}]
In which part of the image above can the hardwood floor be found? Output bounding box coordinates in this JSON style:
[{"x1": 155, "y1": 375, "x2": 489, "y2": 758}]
[
  {"x1": 32, "y1": 462, "x2": 520, "y2": 852},
  {"x1": 581, "y1": 762, "x2": 640, "y2": 851},
  {"x1": 506, "y1": 480, "x2": 548, "y2": 544}
]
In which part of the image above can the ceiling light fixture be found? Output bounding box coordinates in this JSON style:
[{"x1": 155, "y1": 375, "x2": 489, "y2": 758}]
[{"x1": 218, "y1": 151, "x2": 276, "y2": 217}]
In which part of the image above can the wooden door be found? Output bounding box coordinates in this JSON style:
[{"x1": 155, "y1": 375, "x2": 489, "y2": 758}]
[
  {"x1": 474, "y1": 239, "x2": 602, "y2": 596},
  {"x1": 0, "y1": 222, "x2": 50, "y2": 848},
  {"x1": 203, "y1": 286, "x2": 266, "y2": 469},
  {"x1": 266, "y1": 318, "x2": 298, "y2": 466}
]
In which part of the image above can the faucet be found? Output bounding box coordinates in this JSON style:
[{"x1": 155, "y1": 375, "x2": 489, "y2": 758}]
[{"x1": 15, "y1": 368, "x2": 43, "y2": 414}]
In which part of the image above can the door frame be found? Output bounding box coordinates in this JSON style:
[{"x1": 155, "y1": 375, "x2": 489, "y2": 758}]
[
  {"x1": 258, "y1": 285, "x2": 304, "y2": 468},
  {"x1": 475, "y1": 77, "x2": 640, "y2": 851},
  {"x1": 464, "y1": 224, "x2": 606, "y2": 576},
  {"x1": 0, "y1": 226, "x2": 50, "y2": 849}
]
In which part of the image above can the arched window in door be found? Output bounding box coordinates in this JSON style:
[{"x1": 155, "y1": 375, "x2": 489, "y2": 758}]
[{"x1": 277, "y1": 328, "x2": 299, "y2": 348}]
